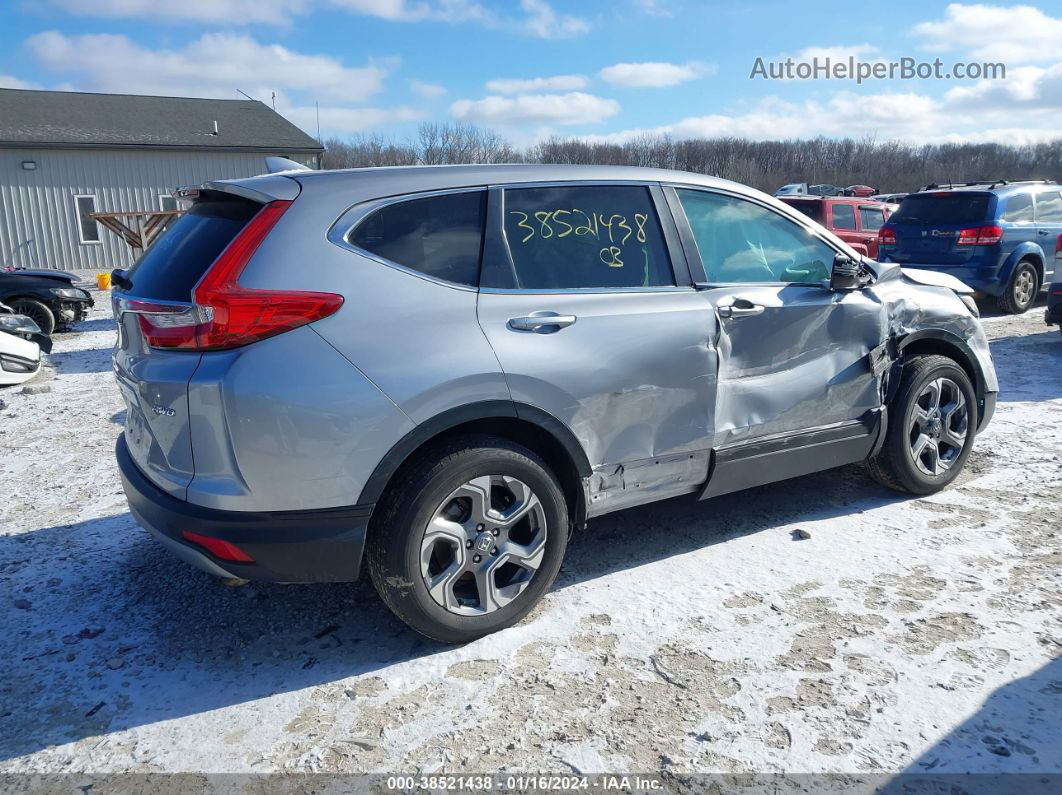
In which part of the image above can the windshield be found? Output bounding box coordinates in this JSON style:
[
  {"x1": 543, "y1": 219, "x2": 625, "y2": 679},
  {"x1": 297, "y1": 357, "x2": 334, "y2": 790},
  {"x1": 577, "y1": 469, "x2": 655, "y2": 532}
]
[{"x1": 890, "y1": 193, "x2": 991, "y2": 225}]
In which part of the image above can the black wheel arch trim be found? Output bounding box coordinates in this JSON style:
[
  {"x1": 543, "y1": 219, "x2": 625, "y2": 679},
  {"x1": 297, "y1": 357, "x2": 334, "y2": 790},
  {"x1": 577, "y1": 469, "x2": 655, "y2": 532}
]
[
  {"x1": 892, "y1": 329, "x2": 992, "y2": 430},
  {"x1": 358, "y1": 400, "x2": 593, "y2": 507}
]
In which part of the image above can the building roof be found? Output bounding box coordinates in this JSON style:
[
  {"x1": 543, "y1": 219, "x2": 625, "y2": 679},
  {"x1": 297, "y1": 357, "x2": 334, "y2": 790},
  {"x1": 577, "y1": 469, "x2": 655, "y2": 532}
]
[{"x1": 0, "y1": 88, "x2": 323, "y2": 152}]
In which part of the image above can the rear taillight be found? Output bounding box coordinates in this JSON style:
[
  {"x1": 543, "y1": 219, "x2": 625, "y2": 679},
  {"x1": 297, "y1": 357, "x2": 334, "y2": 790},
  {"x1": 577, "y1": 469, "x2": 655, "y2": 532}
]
[
  {"x1": 956, "y1": 225, "x2": 1003, "y2": 246},
  {"x1": 180, "y1": 531, "x2": 254, "y2": 563},
  {"x1": 138, "y1": 200, "x2": 343, "y2": 351},
  {"x1": 1055, "y1": 234, "x2": 1062, "y2": 259},
  {"x1": 878, "y1": 228, "x2": 896, "y2": 248}
]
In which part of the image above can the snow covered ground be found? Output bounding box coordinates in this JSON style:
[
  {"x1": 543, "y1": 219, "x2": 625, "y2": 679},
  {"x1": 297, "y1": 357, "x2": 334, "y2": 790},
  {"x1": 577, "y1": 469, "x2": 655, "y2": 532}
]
[{"x1": 1, "y1": 290, "x2": 1059, "y2": 780}]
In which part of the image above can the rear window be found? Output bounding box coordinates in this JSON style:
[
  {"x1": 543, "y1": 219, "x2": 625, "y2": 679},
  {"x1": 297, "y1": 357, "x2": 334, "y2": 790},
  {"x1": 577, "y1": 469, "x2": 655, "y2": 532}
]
[
  {"x1": 782, "y1": 200, "x2": 822, "y2": 222},
  {"x1": 126, "y1": 198, "x2": 260, "y2": 302},
  {"x1": 350, "y1": 191, "x2": 486, "y2": 287},
  {"x1": 890, "y1": 193, "x2": 991, "y2": 226}
]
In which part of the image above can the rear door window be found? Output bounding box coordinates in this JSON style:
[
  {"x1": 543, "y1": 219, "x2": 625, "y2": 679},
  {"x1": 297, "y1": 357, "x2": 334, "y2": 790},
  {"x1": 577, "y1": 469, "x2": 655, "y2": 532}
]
[
  {"x1": 501, "y1": 185, "x2": 674, "y2": 289},
  {"x1": 1001, "y1": 192, "x2": 1035, "y2": 224},
  {"x1": 831, "y1": 204, "x2": 857, "y2": 230},
  {"x1": 890, "y1": 193, "x2": 991, "y2": 225},
  {"x1": 351, "y1": 190, "x2": 486, "y2": 287},
  {"x1": 1036, "y1": 191, "x2": 1062, "y2": 222},
  {"x1": 126, "y1": 197, "x2": 260, "y2": 302},
  {"x1": 859, "y1": 207, "x2": 886, "y2": 231}
]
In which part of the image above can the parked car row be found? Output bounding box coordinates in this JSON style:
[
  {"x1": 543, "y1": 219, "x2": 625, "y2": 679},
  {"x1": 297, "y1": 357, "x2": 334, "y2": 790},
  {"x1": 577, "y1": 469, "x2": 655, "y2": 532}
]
[
  {"x1": 0, "y1": 267, "x2": 93, "y2": 387},
  {"x1": 773, "y1": 178, "x2": 1061, "y2": 314}
]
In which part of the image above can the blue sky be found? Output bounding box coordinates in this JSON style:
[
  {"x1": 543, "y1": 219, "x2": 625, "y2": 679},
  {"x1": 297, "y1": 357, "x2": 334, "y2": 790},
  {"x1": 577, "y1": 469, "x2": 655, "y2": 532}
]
[{"x1": 2, "y1": 1, "x2": 1061, "y2": 146}]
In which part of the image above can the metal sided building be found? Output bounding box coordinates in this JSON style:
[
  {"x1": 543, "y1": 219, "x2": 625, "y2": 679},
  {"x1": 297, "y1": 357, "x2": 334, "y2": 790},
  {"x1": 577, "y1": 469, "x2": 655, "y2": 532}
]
[{"x1": 0, "y1": 88, "x2": 324, "y2": 270}]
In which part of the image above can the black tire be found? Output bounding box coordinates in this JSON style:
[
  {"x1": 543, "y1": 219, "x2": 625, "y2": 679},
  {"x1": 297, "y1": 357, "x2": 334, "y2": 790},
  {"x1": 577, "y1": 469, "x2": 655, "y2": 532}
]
[
  {"x1": 866, "y1": 354, "x2": 978, "y2": 495},
  {"x1": 367, "y1": 435, "x2": 569, "y2": 643},
  {"x1": 8, "y1": 298, "x2": 55, "y2": 335},
  {"x1": 998, "y1": 260, "x2": 1038, "y2": 315}
]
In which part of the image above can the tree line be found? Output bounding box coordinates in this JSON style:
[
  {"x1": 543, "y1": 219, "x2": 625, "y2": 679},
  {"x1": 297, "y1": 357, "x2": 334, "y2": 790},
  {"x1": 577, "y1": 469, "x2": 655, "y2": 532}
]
[{"x1": 321, "y1": 123, "x2": 1062, "y2": 193}]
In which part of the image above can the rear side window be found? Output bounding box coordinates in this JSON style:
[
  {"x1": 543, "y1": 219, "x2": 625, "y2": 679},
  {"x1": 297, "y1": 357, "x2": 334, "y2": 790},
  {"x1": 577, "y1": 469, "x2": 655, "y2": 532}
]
[
  {"x1": 1036, "y1": 191, "x2": 1062, "y2": 222},
  {"x1": 1001, "y1": 192, "x2": 1035, "y2": 223},
  {"x1": 831, "y1": 204, "x2": 856, "y2": 230},
  {"x1": 890, "y1": 193, "x2": 991, "y2": 225},
  {"x1": 502, "y1": 185, "x2": 673, "y2": 289},
  {"x1": 859, "y1": 207, "x2": 885, "y2": 231},
  {"x1": 351, "y1": 191, "x2": 486, "y2": 287},
  {"x1": 126, "y1": 197, "x2": 260, "y2": 302}
]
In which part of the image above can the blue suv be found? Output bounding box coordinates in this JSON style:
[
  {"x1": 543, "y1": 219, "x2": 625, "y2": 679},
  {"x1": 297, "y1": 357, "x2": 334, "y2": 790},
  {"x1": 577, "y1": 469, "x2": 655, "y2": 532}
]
[{"x1": 878, "y1": 180, "x2": 1061, "y2": 314}]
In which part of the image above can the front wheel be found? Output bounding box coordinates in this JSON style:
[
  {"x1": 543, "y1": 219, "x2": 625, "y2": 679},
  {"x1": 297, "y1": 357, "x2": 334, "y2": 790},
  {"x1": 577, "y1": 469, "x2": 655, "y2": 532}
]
[
  {"x1": 866, "y1": 355, "x2": 978, "y2": 495},
  {"x1": 367, "y1": 435, "x2": 568, "y2": 643},
  {"x1": 998, "y1": 261, "x2": 1038, "y2": 315},
  {"x1": 8, "y1": 298, "x2": 55, "y2": 335}
]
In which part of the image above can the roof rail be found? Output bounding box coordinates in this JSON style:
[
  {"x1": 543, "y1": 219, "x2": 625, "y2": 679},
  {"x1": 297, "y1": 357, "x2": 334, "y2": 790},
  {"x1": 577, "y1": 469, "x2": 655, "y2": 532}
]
[{"x1": 920, "y1": 178, "x2": 1052, "y2": 191}]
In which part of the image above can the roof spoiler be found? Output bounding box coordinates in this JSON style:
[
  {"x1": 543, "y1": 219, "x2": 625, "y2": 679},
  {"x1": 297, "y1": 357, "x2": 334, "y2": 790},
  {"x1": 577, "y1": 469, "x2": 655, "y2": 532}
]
[{"x1": 264, "y1": 156, "x2": 312, "y2": 174}]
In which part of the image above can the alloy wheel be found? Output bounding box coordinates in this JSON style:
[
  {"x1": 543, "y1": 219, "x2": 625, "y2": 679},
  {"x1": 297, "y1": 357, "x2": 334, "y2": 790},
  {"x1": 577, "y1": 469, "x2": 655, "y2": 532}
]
[
  {"x1": 419, "y1": 475, "x2": 548, "y2": 616},
  {"x1": 1013, "y1": 268, "x2": 1035, "y2": 308},
  {"x1": 908, "y1": 376, "x2": 968, "y2": 476}
]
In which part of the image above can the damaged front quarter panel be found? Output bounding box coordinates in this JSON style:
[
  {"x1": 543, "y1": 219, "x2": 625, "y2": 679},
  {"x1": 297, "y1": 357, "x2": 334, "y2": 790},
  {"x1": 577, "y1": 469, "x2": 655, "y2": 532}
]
[{"x1": 866, "y1": 261, "x2": 999, "y2": 424}]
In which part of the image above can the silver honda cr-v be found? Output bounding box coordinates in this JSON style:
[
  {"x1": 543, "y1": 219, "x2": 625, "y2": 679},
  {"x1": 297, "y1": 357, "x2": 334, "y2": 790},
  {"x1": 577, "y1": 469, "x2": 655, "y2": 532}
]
[{"x1": 112, "y1": 164, "x2": 998, "y2": 642}]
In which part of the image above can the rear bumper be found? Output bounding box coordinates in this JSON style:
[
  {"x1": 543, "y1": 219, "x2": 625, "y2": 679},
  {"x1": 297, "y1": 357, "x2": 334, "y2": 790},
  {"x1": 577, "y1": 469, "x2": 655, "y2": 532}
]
[{"x1": 116, "y1": 435, "x2": 371, "y2": 583}]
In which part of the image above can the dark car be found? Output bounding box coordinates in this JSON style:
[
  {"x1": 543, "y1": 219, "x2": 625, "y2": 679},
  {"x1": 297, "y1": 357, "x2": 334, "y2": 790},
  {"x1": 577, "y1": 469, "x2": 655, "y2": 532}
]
[
  {"x1": 878, "y1": 179, "x2": 1061, "y2": 314},
  {"x1": 0, "y1": 272, "x2": 93, "y2": 334},
  {"x1": 1046, "y1": 265, "x2": 1062, "y2": 336}
]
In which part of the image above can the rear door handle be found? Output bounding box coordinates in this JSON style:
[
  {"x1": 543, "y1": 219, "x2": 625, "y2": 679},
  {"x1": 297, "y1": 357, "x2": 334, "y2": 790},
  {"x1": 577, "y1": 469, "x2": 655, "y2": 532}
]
[
  {"x1": 718, "y1": 303, "x2": 765, "y2": 319},
  {"x1": 508, "y1": 312, "x2": 577, "y2": 332}
]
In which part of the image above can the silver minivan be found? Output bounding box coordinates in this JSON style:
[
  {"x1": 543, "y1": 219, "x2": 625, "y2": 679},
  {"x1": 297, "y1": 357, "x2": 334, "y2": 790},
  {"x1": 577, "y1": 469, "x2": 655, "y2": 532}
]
[{"x1": 112, "y1": 165, "x2": 998, "y2": 642}]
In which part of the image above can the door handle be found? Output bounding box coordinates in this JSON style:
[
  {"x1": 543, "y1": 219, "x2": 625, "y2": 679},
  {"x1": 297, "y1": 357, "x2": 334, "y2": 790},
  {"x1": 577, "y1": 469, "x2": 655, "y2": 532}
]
[
  {"x1": 508, "y1": 312, "x2": 577, "y2": 332},
  {"x1": 718, "y1": 303, "x2": 765, "y2": 319},
  {"x1": 1038, "y1": 230, "x2": 1050, "y2": 235}
]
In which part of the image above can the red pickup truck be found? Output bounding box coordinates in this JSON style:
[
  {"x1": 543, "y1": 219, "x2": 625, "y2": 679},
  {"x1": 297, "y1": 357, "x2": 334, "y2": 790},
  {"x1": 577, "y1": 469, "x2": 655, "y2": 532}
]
[{"x1": 779, "y1": 196, "x2": 894, "y2": 258}]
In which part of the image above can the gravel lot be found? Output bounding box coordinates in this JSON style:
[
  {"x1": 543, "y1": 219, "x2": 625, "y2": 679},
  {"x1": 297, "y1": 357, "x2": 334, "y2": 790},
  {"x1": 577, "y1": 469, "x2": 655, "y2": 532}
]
[{"x1": 1, "y1": 290, "x2": 1059, "y2": 780}]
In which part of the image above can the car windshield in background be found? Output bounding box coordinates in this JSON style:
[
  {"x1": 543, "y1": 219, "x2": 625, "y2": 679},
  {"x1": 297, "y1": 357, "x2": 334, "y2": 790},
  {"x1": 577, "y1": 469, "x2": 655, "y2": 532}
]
[{"x1": 890, "y1": 193, "x2": 991, "y2": 226}]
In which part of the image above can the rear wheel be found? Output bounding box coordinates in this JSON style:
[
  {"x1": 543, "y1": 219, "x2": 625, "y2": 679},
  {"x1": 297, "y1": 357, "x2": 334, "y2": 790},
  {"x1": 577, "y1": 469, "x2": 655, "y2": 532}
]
[
  {"x1": 866, "y1": 355, "x2": 977, "y2": 495},
  {"x1": 367, "y1": 435, "x2": 568, "y2": 643},
  {"x1": 8, "y1": 298, "x2": 55, "y2": 335},
  {"x1": 998, "y1": 260, "x2": 1038, "y2": 314}
]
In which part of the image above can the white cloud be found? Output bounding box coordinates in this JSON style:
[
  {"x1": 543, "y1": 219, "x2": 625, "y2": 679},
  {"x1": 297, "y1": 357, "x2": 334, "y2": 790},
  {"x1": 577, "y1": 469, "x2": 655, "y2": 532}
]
[
  {"x1": 576, "y1": 87, "x2": 1062, "y2": 145},
  {"x1": 25, "y1": 30, "x2": 391, "y2": 104},
  {"x1": 409, "y1": 79, "x2": 447, "y2": 97},
  {"x1": 0, "y1": 74, "x2": 42, "y2": 90},
  {"x1": 43, "y1": 0, "x2": 580, "y2": 38},
  {"x1": 281, "y1": 100, "x2": 425, "y2": 135},
  {"x1": 485, "y1": 74, "x2": 588, "y2": 94},
  {"x1": 912, "y1": 3, "x2": 1062, "y2": 64},
  {"x1": 944, "y1": 63, "x2": 1062, "y2": 109},
  {"x1": 598, "y1": 60, "x2": 713, "y2": 87},
  {"x1": 518, "y1": 0, "x2": 591, "y2": 38},
  {"x1": 451, "y1": 92, "x2": 619, "y2": 125},
  {"x1": 327, "y1": 0, "x2": 490, "y2": 22},
  {"x1": 47, "y1": 0, "x2": 310, "y2": 25},
  {"x1": 632, "y1": 0, "x2": 672, "y2": 17},
  {"x1": 789, "y1": 44, "x2": 881, "y2": 63}
]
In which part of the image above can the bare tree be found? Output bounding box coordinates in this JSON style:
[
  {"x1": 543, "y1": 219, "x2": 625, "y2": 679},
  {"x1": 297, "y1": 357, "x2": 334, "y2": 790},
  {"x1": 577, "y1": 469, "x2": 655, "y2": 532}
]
[{"x1": 322, "y1": 128, "x2": 1062, "y2": 192}]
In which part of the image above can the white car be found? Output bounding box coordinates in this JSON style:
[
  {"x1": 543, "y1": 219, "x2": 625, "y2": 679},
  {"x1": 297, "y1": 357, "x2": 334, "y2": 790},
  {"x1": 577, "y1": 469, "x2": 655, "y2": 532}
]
[{"x1": 0, "y1": 302, "x2": 50, "y2": 386}]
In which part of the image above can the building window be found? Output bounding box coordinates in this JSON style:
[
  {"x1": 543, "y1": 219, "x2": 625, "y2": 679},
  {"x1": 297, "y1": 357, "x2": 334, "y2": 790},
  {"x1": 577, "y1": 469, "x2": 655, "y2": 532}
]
[
  {"x1": 74, "y1": 194, "x2": 100, "y2": 244},
  {"x1": 159, "y1": 194, "x2": 179, "y2": 212}
]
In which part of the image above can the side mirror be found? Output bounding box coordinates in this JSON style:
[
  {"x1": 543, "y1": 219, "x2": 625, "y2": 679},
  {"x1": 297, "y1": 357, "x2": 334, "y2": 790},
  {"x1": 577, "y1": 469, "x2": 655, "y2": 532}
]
[
  {"x1": 830, "y1": 253, "x2": 861, "y2": 291},
  {"x1": 111, "y1": 268, "x2": 132, "y2": 291}
]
